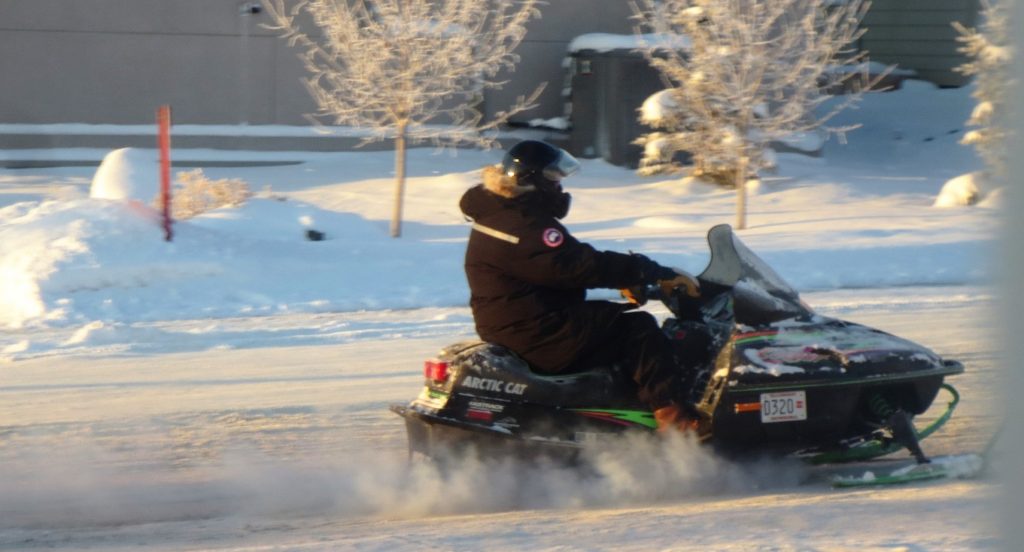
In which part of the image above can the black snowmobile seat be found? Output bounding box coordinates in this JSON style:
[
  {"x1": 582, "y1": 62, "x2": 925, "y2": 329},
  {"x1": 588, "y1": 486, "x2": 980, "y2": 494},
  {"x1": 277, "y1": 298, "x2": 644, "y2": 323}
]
[{"x1": 444, "y1": 341, "x2": 638, "y2": 408}]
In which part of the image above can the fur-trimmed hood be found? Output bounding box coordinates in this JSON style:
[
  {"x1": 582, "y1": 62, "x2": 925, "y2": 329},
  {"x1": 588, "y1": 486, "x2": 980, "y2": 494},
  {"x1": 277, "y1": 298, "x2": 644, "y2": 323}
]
[
  {"x1": 459, "y1": 165, "x2": 534, "y2": 222},
  {"x1": 461, "y1": 164, "x2": 572, "y2": 222},
  {"x1": 481, "y1": 164, "x2": 535, "y2": 198}
]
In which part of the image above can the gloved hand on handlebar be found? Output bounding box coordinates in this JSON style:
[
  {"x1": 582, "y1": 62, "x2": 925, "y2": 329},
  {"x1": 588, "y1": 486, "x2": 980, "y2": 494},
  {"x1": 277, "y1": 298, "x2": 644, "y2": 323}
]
[
  {"x1": 628, "y1": 253, "x2": 700, "y2": 302},
  {"x1": 658, "y1": 267, "x2": 701, "y2": 299}
]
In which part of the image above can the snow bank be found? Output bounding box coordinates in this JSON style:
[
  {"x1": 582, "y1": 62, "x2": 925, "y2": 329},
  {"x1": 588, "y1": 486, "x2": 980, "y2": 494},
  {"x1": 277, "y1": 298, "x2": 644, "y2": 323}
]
[
  {"x1": 0, "y1": 199, "x2": 176, "y2": 328},
  {"x1": 0, "y1": 193, "x2": 464, "y2": 329},
  {"x1": 935, "y1": 171, "x2": 1002, "y2": 208},
  {"x1": 89, "y1": 147, "x2": 160, "y2": 203}
]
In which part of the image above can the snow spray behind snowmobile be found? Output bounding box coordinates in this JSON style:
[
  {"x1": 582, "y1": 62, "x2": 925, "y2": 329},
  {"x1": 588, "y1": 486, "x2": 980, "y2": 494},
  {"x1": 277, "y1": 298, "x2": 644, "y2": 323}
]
[{"x1": 391, "y1": 225, "x2": 964, "y2": 465}]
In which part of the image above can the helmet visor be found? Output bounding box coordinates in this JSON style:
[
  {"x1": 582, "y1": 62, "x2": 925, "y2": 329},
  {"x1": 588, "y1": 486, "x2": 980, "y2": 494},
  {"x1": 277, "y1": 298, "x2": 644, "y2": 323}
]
[{"x1": 541, "y1": 150, "x2": 581, "y2": 181}]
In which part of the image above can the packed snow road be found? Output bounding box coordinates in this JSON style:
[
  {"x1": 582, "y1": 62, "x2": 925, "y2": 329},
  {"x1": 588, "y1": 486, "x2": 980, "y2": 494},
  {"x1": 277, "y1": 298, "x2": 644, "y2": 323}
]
[{"x1": 0, "y1": 286, "x2": 1003, "y2": 550}]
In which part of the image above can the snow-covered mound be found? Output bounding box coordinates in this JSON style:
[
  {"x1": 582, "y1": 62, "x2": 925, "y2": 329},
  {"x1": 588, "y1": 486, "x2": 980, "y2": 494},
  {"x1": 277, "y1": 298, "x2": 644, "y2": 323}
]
[
  {"x1": 0, "y1": 199, "x2": 162, "y2": 328},
  {"x1": 0, "y1": 195, "x2": 463, "y2": 328},
  {"x1": 935, "y1": 171, "x2": 1002, "y2": 208},
  {"x1": 90, "y1": 147, "x2": 161, "y2": 202}
]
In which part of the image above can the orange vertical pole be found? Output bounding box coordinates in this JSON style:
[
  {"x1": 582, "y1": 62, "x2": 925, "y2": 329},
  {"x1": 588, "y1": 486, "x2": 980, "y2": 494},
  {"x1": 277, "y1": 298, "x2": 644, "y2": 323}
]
[{"x1": 157, "y1": 105, "x2": 173, "y2": 241}]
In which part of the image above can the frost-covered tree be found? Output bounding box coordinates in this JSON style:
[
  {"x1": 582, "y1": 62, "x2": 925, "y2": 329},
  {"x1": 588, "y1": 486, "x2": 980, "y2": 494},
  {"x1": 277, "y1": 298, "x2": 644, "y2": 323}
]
[
  {"x1": 632, "y1": 0, "x2": 879, "y2": 229},
  {"x1": 262, "y1": 0, "x2": 543, "y2": 237},
  {"x1": 953, "y1": 0, "x2": 1014, "y2": 181}
]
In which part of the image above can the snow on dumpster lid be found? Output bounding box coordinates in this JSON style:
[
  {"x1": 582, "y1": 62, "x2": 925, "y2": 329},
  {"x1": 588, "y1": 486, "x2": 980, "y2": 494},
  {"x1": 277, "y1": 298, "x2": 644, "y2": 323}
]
[{"x1": 567, "y1": 33, "x2": 690, "y2": 54}]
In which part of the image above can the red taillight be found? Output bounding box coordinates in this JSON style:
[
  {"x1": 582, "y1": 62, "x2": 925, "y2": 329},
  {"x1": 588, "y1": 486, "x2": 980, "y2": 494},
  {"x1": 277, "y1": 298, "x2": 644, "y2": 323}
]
[{"x1": 424, "y1": 359, "x2": 449, "y2": 382}]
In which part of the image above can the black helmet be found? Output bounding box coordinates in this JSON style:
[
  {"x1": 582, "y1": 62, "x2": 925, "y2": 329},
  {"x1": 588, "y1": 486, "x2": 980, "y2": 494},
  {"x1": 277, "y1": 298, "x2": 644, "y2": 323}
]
[{"x1": 501, "y1": 140, "x2": 580, "y2": 183}]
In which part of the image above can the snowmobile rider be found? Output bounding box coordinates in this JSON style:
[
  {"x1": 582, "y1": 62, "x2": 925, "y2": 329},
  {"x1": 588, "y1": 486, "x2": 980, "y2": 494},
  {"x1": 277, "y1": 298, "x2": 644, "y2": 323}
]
[{"x1": 458, "y1": 140, "x2": 702, "y2": 433}]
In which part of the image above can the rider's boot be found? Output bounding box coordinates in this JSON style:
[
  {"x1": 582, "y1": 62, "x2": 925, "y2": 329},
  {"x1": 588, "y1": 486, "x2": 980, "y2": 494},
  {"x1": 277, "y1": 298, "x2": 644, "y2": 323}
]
[{"x1": 654, "y1": 402, "x2": 699, "y2": 434}]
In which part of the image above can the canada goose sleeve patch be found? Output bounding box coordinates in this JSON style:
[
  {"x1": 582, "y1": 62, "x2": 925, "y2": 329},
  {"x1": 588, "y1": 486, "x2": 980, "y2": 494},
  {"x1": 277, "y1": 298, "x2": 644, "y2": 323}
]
[{"x1": 542, "y1": 228, "x2": 564, "y2": 248}]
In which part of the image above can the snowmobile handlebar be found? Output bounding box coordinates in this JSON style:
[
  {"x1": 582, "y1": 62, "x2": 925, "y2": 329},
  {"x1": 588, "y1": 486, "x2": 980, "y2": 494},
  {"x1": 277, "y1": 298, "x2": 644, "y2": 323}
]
[{"x1": 622, "y1": 270, "x2": 702, "y2": 303}]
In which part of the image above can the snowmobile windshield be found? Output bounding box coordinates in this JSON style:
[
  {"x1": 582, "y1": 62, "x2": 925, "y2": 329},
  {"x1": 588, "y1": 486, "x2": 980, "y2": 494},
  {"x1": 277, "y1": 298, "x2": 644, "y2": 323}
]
[{"x1": 701, "y1": 225, "x2": 811, "y2": 325}]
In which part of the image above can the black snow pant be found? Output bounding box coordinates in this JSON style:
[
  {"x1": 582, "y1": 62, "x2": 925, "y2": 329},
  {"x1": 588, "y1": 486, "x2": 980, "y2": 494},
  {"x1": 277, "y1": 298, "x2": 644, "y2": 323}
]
[{"x1": 568, "y1": 310, "x2": 686, "y2": 410}]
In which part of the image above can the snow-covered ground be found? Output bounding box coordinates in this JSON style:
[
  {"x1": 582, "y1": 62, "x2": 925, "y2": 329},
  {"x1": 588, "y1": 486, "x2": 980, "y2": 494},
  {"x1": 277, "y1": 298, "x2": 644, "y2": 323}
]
[
  {"x1": 0, "y1": 289, "x2": 1004, "y2": 551},
  {"x1": 0, "y1": 81, "x2": 1010, "y2": 549}
]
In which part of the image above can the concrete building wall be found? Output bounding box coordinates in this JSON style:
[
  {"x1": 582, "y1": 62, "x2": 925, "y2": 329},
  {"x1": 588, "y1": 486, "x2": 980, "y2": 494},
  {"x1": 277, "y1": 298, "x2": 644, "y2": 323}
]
[
  {"x1": 861, "y1": 0, "x2": 981, "y2": 87},
  {"x1": 0, "y1": 0, "x2": 632, "y2": 127},
  {"x1": 0, "y1": 0, "x2": 980, "y2": 138},
  {"x1": 0, "y1": 0, "x2": 284, "y2": 125}
]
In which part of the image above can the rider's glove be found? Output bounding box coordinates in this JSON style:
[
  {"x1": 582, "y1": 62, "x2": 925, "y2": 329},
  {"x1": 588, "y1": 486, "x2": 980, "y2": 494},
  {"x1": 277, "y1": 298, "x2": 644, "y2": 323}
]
[
  {"x1": 633, "y1": 253, "x2": 671, "y2": 284},
  {"x1": 658, "y1": 268, "x2": 701, "y2": 299}
]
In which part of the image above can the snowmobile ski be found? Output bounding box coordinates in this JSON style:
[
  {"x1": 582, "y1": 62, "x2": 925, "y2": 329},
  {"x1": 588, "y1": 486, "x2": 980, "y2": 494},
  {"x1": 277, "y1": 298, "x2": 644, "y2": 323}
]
[{"x1": 829, "y1": 452, "x2": 985, "y2": 488}]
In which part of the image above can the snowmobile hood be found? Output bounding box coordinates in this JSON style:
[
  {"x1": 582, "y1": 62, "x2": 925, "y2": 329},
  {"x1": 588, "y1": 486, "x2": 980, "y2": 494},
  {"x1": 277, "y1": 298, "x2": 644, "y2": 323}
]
[{"x1": 721, "y1": 317, "x2": 964, "y2": 391}]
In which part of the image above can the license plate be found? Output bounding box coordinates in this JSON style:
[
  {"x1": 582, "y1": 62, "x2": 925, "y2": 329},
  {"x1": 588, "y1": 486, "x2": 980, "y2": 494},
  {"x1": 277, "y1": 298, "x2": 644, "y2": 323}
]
[{"x1": 760, "y1": 391, "x2": 807, "y2": 423}]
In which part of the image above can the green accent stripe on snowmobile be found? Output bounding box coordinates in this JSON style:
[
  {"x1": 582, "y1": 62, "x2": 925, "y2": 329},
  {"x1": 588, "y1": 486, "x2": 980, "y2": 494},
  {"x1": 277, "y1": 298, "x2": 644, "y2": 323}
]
[
  {"x1": 569, "y1": 408, "x2": 658, "y2": 429},
  {"x1": 734, "y1": 330, "x2": 782, "y2": 344},
  {"x1": 808, "y1": 383, "x2": 960, "y2": 465}
]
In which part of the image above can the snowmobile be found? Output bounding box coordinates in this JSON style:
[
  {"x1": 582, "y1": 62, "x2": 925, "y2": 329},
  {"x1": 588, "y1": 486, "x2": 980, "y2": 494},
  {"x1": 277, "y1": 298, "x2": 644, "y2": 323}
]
[{"x1": 391, "y1": 224, "x2": 965, "y2": 470}]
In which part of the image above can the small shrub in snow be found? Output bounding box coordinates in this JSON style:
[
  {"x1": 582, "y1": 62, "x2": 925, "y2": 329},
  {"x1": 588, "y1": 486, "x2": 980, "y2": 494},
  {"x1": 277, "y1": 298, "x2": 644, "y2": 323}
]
[{"x1": 163, "y1": 169, "x2": 252, "y2": 220}]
